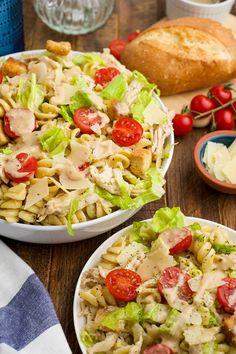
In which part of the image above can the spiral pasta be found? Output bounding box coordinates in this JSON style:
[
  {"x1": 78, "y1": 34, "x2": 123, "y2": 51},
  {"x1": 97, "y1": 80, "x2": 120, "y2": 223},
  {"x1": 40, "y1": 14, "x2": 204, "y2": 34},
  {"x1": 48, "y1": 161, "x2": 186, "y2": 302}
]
[{"x1": 80, "y1": 285, "x2": 116, "y2": 307}]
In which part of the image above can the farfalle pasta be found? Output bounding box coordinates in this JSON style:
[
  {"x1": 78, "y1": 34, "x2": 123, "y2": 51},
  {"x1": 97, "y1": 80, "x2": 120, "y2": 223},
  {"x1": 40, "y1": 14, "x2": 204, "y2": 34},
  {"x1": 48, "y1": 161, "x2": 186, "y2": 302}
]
[
  {"x1": 0, "y1": 40, "x2": 172, "y2": 233},
  {"x1": 78, "y1": 207, "x2": 236, "y2": 354}
]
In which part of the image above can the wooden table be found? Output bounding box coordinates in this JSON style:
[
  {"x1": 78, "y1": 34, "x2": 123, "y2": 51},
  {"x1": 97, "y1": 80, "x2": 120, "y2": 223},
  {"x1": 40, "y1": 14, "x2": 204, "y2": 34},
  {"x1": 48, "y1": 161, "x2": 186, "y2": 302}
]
[{"x1": 3, "y1": 1, "x2": 236, "y2": 353}]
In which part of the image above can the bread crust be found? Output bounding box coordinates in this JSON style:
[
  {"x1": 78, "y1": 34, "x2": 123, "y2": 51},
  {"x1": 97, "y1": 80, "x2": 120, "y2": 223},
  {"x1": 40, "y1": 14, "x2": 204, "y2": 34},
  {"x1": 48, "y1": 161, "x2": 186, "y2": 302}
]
[{"x1": 121, "y1": 17, "x2": 236, "y2": 96}]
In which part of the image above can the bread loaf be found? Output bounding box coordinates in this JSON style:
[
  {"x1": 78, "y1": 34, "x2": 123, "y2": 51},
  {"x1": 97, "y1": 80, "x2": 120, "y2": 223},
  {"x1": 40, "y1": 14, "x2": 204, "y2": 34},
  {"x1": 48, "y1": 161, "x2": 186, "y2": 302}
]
[{"x1": 121, "y1": 17, "x2": 236, "y2": 96}]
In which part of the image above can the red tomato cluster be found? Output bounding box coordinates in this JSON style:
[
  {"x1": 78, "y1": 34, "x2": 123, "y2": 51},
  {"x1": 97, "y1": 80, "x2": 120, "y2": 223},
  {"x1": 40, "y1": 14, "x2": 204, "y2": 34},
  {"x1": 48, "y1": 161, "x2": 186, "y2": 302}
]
[
  {"x1": 173, "y1": 84, "x2": 236, "y2": 137},
  {"x1": 108, "y1": 30, "x2": 140, "y2": 60}
]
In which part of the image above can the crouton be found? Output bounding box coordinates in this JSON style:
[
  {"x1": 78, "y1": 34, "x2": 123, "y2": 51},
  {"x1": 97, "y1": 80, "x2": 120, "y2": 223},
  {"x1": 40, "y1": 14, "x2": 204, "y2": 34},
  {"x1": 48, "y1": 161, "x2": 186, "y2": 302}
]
[
  {"x1": 0, "y1": 120, "x2": 9, "y2": 146},
  {"x1": 130, "y1": 148, "x2": 152, "y2": 177},
  {"x1": 222, "y1": 315, "x2": 236, "y2": 347},
  {"x1": 46, "y1": 40, "x2": 71, "y2": 56},
  {"x1": 1, "y1": 57, "x2": 27, "y2": 77}
]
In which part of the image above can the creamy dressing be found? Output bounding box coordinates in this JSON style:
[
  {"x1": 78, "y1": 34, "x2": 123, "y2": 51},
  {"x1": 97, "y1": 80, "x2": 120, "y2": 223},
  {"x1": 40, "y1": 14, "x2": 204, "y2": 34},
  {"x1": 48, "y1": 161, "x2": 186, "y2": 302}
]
[
  {"x1": 229, "y1": 289, "x2": 236, "y2": 308},
  {"x1": 8, "y1": 108, "x2": 35, "y2": 137},
  {"x1": 4, "y1": 155, "x2": 28, "y2": 178}
]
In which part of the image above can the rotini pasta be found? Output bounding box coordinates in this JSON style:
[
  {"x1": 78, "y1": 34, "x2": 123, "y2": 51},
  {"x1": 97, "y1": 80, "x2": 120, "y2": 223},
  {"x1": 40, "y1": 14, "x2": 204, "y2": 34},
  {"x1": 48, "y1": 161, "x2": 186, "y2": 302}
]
[{"x1": 78, "y1": 207, "x2": 236, "y2": 353}]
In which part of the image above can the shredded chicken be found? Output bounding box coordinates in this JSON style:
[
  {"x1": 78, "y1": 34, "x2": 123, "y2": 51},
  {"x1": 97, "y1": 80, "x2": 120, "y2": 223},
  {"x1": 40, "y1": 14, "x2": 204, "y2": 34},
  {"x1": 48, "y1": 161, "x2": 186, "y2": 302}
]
[{"x1": 88, "y1": 333, "x2": 118, "y2": 354}]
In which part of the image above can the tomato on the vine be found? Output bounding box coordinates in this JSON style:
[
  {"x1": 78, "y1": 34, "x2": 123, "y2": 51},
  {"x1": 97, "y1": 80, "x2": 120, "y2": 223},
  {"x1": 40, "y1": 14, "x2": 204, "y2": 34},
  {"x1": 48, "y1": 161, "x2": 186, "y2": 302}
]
[
  {"x1": 127, "y1": 30, "x2": 140, "y2": 42},
  {"x1": 214, "y1": 109, "x2": 235, "y2": 130},
  {"x1": 108, "y1": 39, "x2": 127, "y2": 60},
  {"x1": 172, "y1": 113, "x2": 193, "y2": 136},
  {"x1": 208, "y1": 84, "x2": 233, "y2": 107},
  {"x1": 190, "y1": 95, "x2": 215, "y2": 116}
]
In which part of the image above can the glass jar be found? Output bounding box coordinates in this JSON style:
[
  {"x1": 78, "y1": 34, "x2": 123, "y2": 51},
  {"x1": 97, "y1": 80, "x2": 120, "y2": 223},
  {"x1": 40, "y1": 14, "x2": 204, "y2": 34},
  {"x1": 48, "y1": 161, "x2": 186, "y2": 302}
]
[{"x1": 33, "y1": 0, "x2": 115, "y2": 35}]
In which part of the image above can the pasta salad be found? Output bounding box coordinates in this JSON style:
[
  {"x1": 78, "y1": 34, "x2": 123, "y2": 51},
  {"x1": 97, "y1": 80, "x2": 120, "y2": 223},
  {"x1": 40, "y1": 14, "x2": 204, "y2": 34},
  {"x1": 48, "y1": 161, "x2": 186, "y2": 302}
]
[
  {"x1": 0, "y1": 40, "x2": 172, "y2": 233},
  {"x1": 79, "y1": 207, "x2": 236, "y2": 353}
]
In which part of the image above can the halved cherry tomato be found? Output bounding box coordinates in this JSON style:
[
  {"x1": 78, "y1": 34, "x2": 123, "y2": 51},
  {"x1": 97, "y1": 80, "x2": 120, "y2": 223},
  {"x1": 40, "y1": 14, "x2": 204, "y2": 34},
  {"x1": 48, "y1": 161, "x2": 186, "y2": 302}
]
[
  {"x1": 160, "y1": 228, "x2": 193, "y2": 255},
  {"x1": 215, "y1": 109, "x2": 235, "y2": 130},
  {"x1": 105, "y1": 268, "x2": 142, "y2": 301},
  {"x1": 0, "y1": 71, "x2": 3, "y2": 84},
  {"x1": 217, "y1": 278, "x2": 236, "y2": 313},
  {"x1": 108, "y1": 39, "x2": 128, "y2": 60},
  {"x1": 208, "y1": 85, "x2": 233, "y2": 107},
  {"x1": 158, "y1": 267, "x2": 193, "y2": 302},
  {"x1": 4, "y1": 153, "x2": 38, "y2": 183},
  {"x1": 78, "y1": 162, "x2": 90, "y2": 171},
  {"x1": 74, "y1": 107, "x2": 102, "y2": 134},
  {"x1": 95, "y1": 67, "x2": 120, "y2": 87},
  {"x1": 128, "y1": 30, "x2": 140, "y2": 42},
  {"x1": 143, "y1": 343, "x2": 174, "y2": 354},
  {"x1": 190, "y1": 95, "x2": 215, "y2": 117},
  {"x1": 112, "y1": 117, "x2": 143, "y2": 146},
  {"x1": 4, "y1": 108, "x2": 36, "y2": 139},
  {"x1": 172, "y1": 113, "x2": 193, "y2": 137}
]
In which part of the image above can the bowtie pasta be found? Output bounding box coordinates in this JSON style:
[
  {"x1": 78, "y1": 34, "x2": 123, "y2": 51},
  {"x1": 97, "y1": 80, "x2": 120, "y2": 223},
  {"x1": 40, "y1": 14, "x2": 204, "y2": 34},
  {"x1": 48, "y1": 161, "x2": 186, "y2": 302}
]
[
  {"x1": 78, "y1": 207, "x2": 236, "y2": 354},
  {"x1": 0, "y1": 40, "x2": 173, "y2": 233}
]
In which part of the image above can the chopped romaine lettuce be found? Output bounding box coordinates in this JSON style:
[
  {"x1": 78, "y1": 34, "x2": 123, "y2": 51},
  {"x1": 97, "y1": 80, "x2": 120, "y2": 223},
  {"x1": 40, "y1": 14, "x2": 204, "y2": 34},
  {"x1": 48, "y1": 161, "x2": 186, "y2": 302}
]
[
  {"x1": 159, "y1": 308, "x2": 180, "y2": 334},
  {"x1": 198, "y1": 306, "x2": 219, "y2": 327},
  {"x1": 67, "y1": 198, "x2": 80, "y2": 236},
  {"x1": 70, "y1": 76, "x2": 89, "y2": 90},
  {"x1": 129, "y1": 221, "x2": 156, "y2": 244},
  {"x1": 69, "y1": 91, "x2": 92, "y2": 114},
  {"x1": 228, "y1": 270, "x2": 236, "y2": 278},
  {"x1": 143, "y1": 98, "x2": 167, "y2": 126},
  {"x1": 0, "y1": 147, "x2": 13, "y2": 155},
  {"x1": 143, "y1": 304, "x2": 169, "y2": 323},
  {"x1": 73, "y1": 53, "x2": 104, "y2": 66},
  {"x1": 212, "y1": 243, "x2": 236, "y2": 254},
  {"x1": 131, "y1": 70, "x2": 158, "y2": 92},
  {"x1": 189, "y1": 223, "x2": 205, "y2": 241},
  {"x1": 125, "y1": 302, "x2": 143, "y2": 322},
  {"x1": 101, "y1": 74, "x2": 127, "y2": 101},
  {"x1": 201, "y1": 341, "x2": 217, "y2": 354},
  {"x1": 60, "y1": 106, "x2": 73, "y2": 122},
  {"x1": 151, "y1": 207, "x2": 184, "y2": 233},
  {"x1": 80, "y1": 329, "x2": 95, "y2": 348},
  {"x1": 39, "y1": 127, "x2": 69, "y2": 157},
  {"x1": 131, "y1": 89, "x2": 152, "y2": 123},
  {"x1": 17, "y1": 73, "x2": 44, "y2": 112}
]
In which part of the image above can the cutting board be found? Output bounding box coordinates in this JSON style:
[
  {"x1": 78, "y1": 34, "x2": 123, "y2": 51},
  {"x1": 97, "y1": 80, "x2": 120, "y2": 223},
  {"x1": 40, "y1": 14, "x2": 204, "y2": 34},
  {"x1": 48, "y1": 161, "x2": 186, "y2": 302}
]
[{"x1": 161, "y1": 14, "x2": 236, "y2": 112}]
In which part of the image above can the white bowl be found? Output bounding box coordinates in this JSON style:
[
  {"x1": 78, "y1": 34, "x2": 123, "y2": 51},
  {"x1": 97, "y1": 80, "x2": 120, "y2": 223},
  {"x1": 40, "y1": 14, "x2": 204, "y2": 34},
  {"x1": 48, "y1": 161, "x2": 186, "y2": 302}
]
[
  {"x1": 166, "y1": 0, "x2": 235, "y2": 24},
  {"x1": 73, "y1": 216, "x2": 236, "y2": 354},
  {"x1": 0, "y1": 50, "x2": 174, "y2": 244}
]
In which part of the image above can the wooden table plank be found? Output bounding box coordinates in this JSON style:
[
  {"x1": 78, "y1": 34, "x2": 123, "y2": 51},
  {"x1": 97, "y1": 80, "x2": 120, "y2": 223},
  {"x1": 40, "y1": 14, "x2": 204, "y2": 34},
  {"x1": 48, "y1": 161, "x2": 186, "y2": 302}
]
[{"x1": 1, "y1": 1, "x2": 234, "y2": 353}]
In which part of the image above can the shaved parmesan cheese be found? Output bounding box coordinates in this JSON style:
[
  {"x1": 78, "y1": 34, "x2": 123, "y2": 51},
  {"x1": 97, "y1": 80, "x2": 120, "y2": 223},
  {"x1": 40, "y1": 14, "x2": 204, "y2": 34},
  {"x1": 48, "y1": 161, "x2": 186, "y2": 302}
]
[
  {"x1": 184, "y1": 326, "x2": 219, "y2": 346},
  {"x1": 59, "y1": 173, "x2": 92, "y2": 190},
  {"x1": 188, "y1": 275, "x2": 202, "y2": 292},
  {"x1": 50, "y1": 84, "x2": 78, "y2": 105},
  {"x1": 90, "y1": 123, "x2": 101, "y2": 134},
  {"x1": 194, "y1": 271, "x2": 225, "y2": 304},
  {"x1": 93, "y1": 140, "x2": 120, "y2": 160},
  {"x1": 24, "y1": 178, "x2": 49, "y2": 209},
  {"x1": 203, "y1": 141, "x2": 236, "y2": 184},
  {"x1": 68, "y1": 141, "x2": 91, "y2": 166},
  {"x1": 143, "y1": 99, "x2": 167, "y2": 126}
]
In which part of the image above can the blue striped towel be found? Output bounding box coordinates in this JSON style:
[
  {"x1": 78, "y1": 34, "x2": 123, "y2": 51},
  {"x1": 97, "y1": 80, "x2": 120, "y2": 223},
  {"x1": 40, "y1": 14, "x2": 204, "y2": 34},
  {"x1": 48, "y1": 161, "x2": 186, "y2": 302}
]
[{"x1": 0, "y1": 240, "x2": 72, "y2": 354}]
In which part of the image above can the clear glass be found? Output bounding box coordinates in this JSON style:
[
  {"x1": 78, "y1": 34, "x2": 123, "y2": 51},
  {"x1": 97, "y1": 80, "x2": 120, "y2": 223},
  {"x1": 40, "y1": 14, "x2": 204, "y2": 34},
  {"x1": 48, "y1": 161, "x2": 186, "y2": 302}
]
[{"x1": 33, "y1": 0, "x2": 115, "y2": 35}]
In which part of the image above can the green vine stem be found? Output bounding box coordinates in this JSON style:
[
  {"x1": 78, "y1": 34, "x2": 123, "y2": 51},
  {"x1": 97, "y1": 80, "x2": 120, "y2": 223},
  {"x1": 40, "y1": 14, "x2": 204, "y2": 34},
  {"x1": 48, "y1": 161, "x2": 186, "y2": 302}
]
[{"x1": 193, "y1": 97, "x2": 236, "y2": 120}]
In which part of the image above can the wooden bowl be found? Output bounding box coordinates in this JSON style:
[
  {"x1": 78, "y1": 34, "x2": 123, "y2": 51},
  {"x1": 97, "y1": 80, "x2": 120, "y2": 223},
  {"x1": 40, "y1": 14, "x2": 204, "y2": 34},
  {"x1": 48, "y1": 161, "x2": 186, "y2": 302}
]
[{"x1": 194, "y1": 130, "x2": 236, "y2": 194}]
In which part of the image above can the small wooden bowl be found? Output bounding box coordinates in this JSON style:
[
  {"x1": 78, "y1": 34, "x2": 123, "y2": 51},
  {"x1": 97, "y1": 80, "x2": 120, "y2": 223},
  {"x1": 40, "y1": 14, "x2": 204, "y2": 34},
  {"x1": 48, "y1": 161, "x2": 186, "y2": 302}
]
[{"x1": 194, "y1": 130, "x2": 236, "y2": 194}]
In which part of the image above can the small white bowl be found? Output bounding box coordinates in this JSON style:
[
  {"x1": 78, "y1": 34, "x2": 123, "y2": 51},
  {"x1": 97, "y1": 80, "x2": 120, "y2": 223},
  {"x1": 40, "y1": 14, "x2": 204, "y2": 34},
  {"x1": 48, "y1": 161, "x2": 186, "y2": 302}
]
[
  {"x1": 73, "y1": 216, "x2": 236, "y2": 354},
  {"x1": 0, "y1": 50, "x2": 174, "y2": 244},
  {"x1": 166, "y1": 0, "x2": 235, "y2": 24}
]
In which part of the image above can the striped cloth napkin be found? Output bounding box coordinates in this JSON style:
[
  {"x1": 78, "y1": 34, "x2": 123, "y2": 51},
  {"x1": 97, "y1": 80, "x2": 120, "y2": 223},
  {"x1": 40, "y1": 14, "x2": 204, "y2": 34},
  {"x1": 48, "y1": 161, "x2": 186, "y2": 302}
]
[{"x1": 0, "y1": 240, "x2": 72, "y2": 354}]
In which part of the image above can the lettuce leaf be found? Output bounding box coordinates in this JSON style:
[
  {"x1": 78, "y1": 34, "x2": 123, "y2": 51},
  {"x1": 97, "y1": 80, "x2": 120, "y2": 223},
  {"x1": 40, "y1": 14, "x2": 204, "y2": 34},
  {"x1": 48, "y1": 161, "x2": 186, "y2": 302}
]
[
  {"x1": 212, "y1": 244, "x2": 236, "y2": 254},
  {"x1": 132, "y1": 70, "x2": 158, "y2": 93},
  {"x1": 95, "y1": 167, "x2": 165, "y2": 210},
  {"x1": 17, "y1": 73, "x2": 44, "y2": 112},
  {"x1": 80, "y1": 329, "x2": 95, "y2": 348},
  {"x1": 67, "y1": 198, "x2": 80, "y2": 237},
  {"x1": 125, "y1": 302, "x2": 143, "y2": 322},
  {"x1": 69, "y1": 91, "x2": 92, "y2": 114},
  {"x1": 159, "y1": 308, "x2": 180, "y2": 334},
  {"x1": 143, "y1": 304, "x2": 168, "y2": 323},
  {"x1": 39, "y1": 127, "x2": 69, "y2": 157},
  {"x1": 131, "y1": 89, "x2": 152, "y2": 123},
  {"x1": 60, "y1": 106, "x2": 73, "y2": 122},
  {"x1": 151, "y1": 207, "x2": 184, "y2": 233},
  {"x1": 0, "y1": 147, "x2": 13, "y2": 155},
  {"x1": 73, "y1": 53, "x2": 104, "y2": 66},
  {"x1": 101, "y1": 74, "x2": 127, "y2": 101},
  {"x1": 70, "y1": 76, "x2": 89, "y2": 90}
]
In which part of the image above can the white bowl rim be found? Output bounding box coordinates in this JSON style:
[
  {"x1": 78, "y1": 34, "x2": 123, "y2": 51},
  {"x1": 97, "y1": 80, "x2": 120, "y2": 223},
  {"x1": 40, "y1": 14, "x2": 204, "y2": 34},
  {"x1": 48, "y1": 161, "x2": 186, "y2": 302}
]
[
  {"x1": 73, "y1": 215, "x2": 236, "y2": 354},
  {"x1": 177, "y1": 0, "x2": 234, "y2": 8},
  {"x1": 0, "y1": 49, "x2": 174, "y2": 232}
]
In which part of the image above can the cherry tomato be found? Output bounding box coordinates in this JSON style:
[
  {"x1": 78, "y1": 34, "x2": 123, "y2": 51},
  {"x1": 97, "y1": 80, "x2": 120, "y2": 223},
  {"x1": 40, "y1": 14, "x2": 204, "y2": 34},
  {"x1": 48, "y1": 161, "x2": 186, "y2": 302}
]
[
  {"x1": 108, "y1": 39, "x2": 128, "y2": 60},
  {"x1": 229, "y1": 101, "x2": 236, "y2": 115},
  {"x1": 217, "y1": 278, "x2": 236, "y2": 313},
  {"x1": 127, "y1": 30, "x2": 140, "y2": 42},
  {"x1": 95, "y1": 67, "x2": 120, "y2": 87},
  {"x1": 105, "y1": 268, "x2": 142, "y2": 301},
  {"x1": 4, "y1": 108, "x2": 36, "y2": 139},
  {"x1": 160, "y1": 228, "x2": 193, "y2": 255},
  {"x1": 4, "y1": 153, "x2": 38, "y2": 183},
  {"x1": 190, "y1": 95, "x2": 215, "y2": 117},
  {"x1": 0, "y1": 71, "x2": 3, "y2": 84},
  {"x1": 78, "y1": 162, "x2": 90, "y2": 171},
  {"x1": 172, "y1": 113, "x2": 193, "y2": 137},
  {"x1": 158, "y1": 267, "x2": 193, "y2": 302},
  {"x1": 74, "y1": 107, "x2": 102, "y2": 134},
  {"x1": 215, "y1": 109, "x2": 235, "y2": 130},
  {"x1": 112, "y1": 117, "x2": 143, "y2": 146},
  {"x1": 208, "y1": 85, "x2": 233, "y2": 107},
  {"x1": 143, "y1": 343, "x2": 174, "y2": 354}
]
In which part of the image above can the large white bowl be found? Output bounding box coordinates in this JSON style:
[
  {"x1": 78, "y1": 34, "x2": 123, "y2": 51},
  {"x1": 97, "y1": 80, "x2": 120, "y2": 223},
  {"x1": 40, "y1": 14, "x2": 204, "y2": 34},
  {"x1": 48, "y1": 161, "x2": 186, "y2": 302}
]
[
  {"x1": 73, "y1": 216, "x2": 236, "y2": 354},
  {"x1": 0, "y1": 50, "x2": 174, "y2": 244}
]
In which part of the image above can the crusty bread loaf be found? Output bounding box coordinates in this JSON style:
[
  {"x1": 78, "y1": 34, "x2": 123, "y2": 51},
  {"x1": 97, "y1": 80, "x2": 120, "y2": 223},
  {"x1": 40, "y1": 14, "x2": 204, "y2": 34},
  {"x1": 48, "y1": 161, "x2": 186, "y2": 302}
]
[{"x1": 121, "y1": 17, "x2": 236, "y2": 96}]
